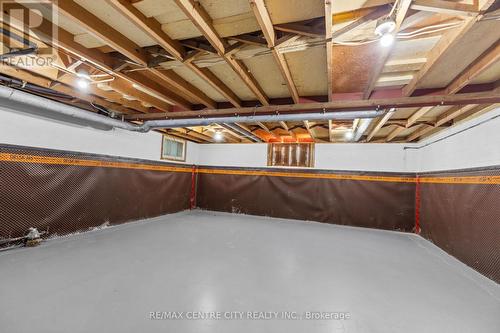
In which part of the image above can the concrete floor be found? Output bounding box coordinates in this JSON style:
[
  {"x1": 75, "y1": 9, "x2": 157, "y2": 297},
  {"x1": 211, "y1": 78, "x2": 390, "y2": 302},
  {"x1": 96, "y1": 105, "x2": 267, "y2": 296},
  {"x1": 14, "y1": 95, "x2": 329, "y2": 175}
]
[{"x1": 1, "y1": 210, "x2": 499, "y2": 333}]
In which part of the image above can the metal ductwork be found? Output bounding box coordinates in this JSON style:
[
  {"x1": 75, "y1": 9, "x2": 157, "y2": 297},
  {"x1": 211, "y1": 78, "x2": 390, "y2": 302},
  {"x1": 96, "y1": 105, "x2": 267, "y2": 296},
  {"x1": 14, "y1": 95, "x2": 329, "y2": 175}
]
[
  {"x1": 141, "y1": 110, "x2": 385, "y2": 131},
  {"x1": 0, "y1": 85, "x2": 386, "y2": 134},
  {"x1": 219, "y1": 123, "x2": 262, "y2": 142},
  {"x1": 0, "y1": 85, "x2": 146, "y2": 132}
]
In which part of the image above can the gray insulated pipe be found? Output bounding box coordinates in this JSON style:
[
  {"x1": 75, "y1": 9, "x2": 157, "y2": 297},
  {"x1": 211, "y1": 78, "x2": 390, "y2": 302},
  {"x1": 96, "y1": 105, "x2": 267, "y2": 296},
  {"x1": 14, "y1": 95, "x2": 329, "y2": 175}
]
[
  {"x1": 0, "y1": 85, "x2": 145, "y2": 132},
  {"x1": 0, "y1": 85, "x2": 385, "y2": 132}
]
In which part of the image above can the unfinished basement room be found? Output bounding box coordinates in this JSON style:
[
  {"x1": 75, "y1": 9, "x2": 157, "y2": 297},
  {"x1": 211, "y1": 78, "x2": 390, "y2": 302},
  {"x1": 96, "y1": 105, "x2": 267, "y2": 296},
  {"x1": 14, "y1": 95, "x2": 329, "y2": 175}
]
[{"x1": 0, "y1": 0, "x2": 499, "y2": 332}]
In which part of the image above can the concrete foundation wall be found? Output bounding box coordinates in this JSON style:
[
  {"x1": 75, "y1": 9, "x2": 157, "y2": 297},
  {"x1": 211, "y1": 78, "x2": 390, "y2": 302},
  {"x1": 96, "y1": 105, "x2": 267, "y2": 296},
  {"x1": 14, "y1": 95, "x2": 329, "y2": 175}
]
[{"x1": 0, "y1": 106, "x2": 199, "y2": 165}]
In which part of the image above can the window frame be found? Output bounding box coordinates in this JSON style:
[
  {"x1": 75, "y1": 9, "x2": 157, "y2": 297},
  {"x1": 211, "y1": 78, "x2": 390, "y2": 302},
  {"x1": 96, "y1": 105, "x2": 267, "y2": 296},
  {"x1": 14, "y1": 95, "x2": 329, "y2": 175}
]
[
  {"x1": 160, "y1": 135, "x2": 187, "y2": 162},
  {"x1": 267, "y1": 143, "x2": 315, "y2": 168}
]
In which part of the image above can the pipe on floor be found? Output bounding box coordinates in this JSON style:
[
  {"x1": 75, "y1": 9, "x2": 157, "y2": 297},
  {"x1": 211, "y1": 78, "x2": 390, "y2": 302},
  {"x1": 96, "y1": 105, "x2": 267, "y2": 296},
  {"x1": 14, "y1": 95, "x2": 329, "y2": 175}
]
[{"x1": 0, "y1": 85, "x2": 385, "y2": 133}]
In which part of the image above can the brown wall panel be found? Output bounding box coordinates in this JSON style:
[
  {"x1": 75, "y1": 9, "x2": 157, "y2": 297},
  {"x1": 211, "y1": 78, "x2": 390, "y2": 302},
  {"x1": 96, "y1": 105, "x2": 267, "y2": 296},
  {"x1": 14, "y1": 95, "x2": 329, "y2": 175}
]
[
  {"x1": 0, "y1": 145, "x2": 192, "y2": 240},
  {"x1": 196, "y1": 169, "x2": 416, "y2": 231},
  {"x1": 419, "y1": 168, "x2": 500, "y2": 283}
]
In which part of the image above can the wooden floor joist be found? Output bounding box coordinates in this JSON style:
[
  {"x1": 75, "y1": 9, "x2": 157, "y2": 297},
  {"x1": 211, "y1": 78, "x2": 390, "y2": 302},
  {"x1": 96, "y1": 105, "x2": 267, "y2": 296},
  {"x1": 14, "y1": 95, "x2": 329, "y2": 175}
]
[
  {"x1": 52, "y1": 0, "x2": 216, "y2": 108},
  {"x1": 174, "y1": 0, "x2": 269, "y2": 106},
  {"x1": 5, "y1": 8, "x2": 192, "y2": 110},
  {"x1": 108, "y1": 0, "x2": 242, "y2": 108}
]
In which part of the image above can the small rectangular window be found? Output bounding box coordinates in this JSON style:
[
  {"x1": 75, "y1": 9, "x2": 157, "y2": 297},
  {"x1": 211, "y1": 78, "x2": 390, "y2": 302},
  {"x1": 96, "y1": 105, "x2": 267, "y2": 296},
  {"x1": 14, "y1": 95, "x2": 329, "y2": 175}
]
[
  {"x1": 267, "y1": 143, "x2": 314, "y2": 168},
  {"x1": 161, "y1": 135, "x2": 186, "y2": 161}
]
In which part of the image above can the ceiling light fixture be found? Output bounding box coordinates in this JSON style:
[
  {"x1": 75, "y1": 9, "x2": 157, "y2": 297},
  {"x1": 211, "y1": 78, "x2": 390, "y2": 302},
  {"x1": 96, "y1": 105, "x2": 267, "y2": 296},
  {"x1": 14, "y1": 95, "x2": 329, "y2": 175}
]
[
  {"x1": 76, "y1": 70, "x2": 90, "y2": 91},
  {"x1": 345, "y1": 131, "x2": 354, "y2": 140},
  {"x1": 380, "y1": 33, "x2": 395, "y2": 47},
  {"x1": 214, "y1": 129, "x2": 223, "y2": 141},
  {"x1": 375, "y1": 16, "x2": 396, "y2": 47}
]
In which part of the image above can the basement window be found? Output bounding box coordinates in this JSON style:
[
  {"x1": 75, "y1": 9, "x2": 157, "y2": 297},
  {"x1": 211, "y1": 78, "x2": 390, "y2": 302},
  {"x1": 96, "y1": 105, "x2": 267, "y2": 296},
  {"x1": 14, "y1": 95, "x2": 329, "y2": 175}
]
[
  {"x1": 161, "y1": 135, "x2": 186, "y2": 162},
  {"x1": 267, "y1": 143, "x2": 314, "y2": 168}
]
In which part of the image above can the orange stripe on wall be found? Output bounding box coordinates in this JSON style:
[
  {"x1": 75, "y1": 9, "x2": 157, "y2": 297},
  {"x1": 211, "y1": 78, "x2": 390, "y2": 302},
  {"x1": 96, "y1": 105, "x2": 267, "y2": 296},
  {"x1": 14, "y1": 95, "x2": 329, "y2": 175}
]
[{"x1": 2, "y1": 152, "x2": 500, "y2": 184}]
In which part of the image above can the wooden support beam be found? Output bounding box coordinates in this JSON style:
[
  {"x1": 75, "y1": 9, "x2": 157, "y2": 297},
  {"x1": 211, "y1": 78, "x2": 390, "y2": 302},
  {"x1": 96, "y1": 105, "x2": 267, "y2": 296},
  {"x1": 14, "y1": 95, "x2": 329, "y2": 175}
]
[
  {"x1": 279, "y1": 121, "x2": 289, "y2": 132},
  {"x1": 407, "y1": 104, "x2": 488, "y2": 142},
  {"x1": 395, "y1": 0, "x2": 413, "y2": 30},
  {"x1": 367, "y1": 109, "x2": 395, "y2": 142},
  {"x1": 403, "y1": 0, "x2": 496, "y2": 96},
  {"x1": 125, "y1": 88, "x2": 500, "y2": 120},
  {"x1": 411, "y1": 0, "x2": 479, "y2": 16},
  {"x1": 303, "y1": 120, "x2": 315, "y2": 141},
  {"x1": 434, "y1": 104, "x2": 473, "y2": 126},
  {"x1": 107, "y1": 0, "x2": 185, "y2": 60},
  {"x1": 0, "y1": 64, "x2": 138, "y2": 114},
  {"x1": 53, "y1": 0, "x2": 149, "y2": 66},
  {"x1": 328, "y1": 120, "x2": 334, "y2": 142},
  {"x1": 6, "y1": 5, "x2": 191, "y2": 109},
  {"x1": 249, "y1": 0, "x2": 275, "y2": 48},
  {"x1": 331, "y1": 5, "x2": 389, "y2": 40},
  {"x1": 406, "y1": 106, "x2": 434, "y2": 127},
  {"x1": 228, "y1": 34, "x2": 267, "y2": 47},
  {"x1": 445, "y1": 41, "x2": 500, "y2": 94},
  {"x1": 175, "y1": 0, "x2": 269, "y2": 105},
  {"x1": 256, "y1": 122, "x2": 271, "y2": 133},
  {"x1": 183, "y1": 62, "x2": 242, "y2": 107},
  {"x1": 407, "y1": 124, "x2": 435, "y2": 141},
  {"x1": 325, "y1": 0, "x2": 333, "y2": 102},
  {"x1": 53, "y1": 0, "x2": 215, "y2": 108},
  {"x1": 250, "y1": 0, "x2": 300, "y2": 103},
  {"x1": 274, "y1": 22, "x2": 325, "y2": 38},
  {"x1": 107, "y1": 79, "x2": 172, "y2": 111},
  {"x1": 109, "y1": 1, "x2": 241, "y2": 107},
  {"x1": 173, "y1": 0, "x2": 227, "y2": 54},
  {"x1": 385, "y1": 125, "x2": 405, "y2": 142}
]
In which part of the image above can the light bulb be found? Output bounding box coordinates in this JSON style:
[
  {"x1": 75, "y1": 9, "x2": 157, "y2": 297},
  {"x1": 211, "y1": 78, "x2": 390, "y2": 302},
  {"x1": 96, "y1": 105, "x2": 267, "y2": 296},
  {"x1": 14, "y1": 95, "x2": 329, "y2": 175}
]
[
  {"x1": 345, "y1": 131, "x2": 354, "y2": 140},
  {"x1": 214, "y1": 131, "x2": 223, "y2": 141},
  {"x1": 76, "y1": 77, "x2": 89, "y2": 90},
  {"x1": 380, "y1": 33, "x2": 395, "y2": 47}
]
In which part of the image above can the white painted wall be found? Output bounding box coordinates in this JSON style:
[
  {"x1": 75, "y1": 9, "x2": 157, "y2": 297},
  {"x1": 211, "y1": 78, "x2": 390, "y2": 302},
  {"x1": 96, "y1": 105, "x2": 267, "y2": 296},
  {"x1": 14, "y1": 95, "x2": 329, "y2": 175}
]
[
  {"x1": 0, "y1": 106, "x2": 199, "y2": 165},
  {"x1": 2, "y1": 102, "x2": 498, "y2": 173},
  {"x1": 198, "y1": 142, "x2": 415, "y2": 172},
  {"x1": 411, "y1": 106, "x2": 500, "y2": 172}
]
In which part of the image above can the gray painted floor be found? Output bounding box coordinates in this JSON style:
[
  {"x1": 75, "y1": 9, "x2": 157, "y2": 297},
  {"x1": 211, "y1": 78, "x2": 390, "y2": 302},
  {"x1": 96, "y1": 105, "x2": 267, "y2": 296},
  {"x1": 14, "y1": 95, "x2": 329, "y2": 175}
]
[{"x1": 0, "y1": 210, "x2": 499, "y2": 333}]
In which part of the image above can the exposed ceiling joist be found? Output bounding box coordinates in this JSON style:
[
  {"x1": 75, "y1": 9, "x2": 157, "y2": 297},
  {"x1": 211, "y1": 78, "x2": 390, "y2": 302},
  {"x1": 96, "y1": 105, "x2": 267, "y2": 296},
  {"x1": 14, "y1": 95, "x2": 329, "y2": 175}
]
[
  {"x1": 52, "y1": 0, "x2": 215, "y2": 108},
  {"x1": 303, "y1": 120, "x2": 316, "y2": 141},
  {"x1": 106, "y1": 0, "x2": 186, "y2": 60},
  {"x1": 108, "y1": 0, "x2": 241, "y2": 107},
  {"x1": 325, "y1": 0, "x2": 333, "y2": 102},
  {"x1": 0, "y1": 64, "x2": 137, "y2": 115},
  {"x1": 250, "y1": 0, "x2": 300, "y2": 103},
  {"x1": 5, "y1": 7, "x2": 192, "y2": 110},
  {"x1": 385, "y1": 125, "x2": 405, "y2": 142},
  {"x1": 406, "y1": 106, "x2": 434, "y2": 127},
  {"x1": 445, "y1": 41, "x2": 500, "y2": 94},
  {"x1": 328, "y1": 120, "x2": 334, "y2": 142},
  {"x1": 174, "y1": 0, "x2": 269, "y2": 105},
  {"x1": 410, "y1": 0, "x2": 480, "y2": 16},
  {"x1": 403, "y1": 0, "x2": 496, "y2": 96},
  {"x1": 366, "y1": 109, "x2": 395, "y2": 141},
  {"x1": 274, "y1": 22, "x2": 325, "y2": 38}
]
